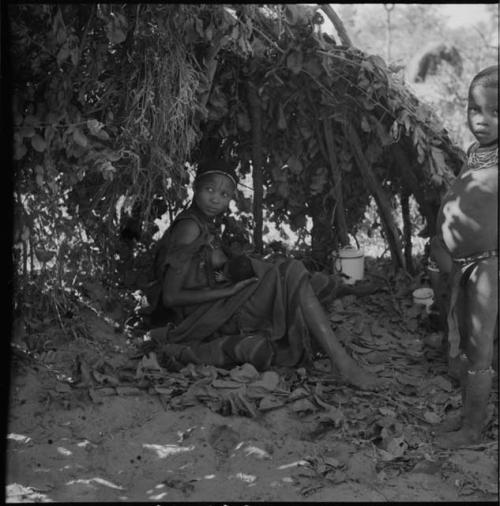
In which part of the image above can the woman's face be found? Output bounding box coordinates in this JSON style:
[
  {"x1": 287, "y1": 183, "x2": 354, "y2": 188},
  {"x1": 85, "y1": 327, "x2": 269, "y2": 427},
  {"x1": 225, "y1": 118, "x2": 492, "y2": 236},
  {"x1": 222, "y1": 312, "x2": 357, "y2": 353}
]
[
  {"x1": 194, "y1": 173, "x2": 235, "y2": 217},
  {"x1": 467, "y1": 84, "x2": 498, "y2": 146}
]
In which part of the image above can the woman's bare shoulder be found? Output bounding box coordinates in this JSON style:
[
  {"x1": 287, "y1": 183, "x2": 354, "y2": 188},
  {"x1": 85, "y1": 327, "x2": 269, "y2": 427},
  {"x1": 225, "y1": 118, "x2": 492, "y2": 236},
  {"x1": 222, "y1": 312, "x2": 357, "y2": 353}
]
[{"x1": 170, "y1": 218, "x2": 202, "y2": 246}]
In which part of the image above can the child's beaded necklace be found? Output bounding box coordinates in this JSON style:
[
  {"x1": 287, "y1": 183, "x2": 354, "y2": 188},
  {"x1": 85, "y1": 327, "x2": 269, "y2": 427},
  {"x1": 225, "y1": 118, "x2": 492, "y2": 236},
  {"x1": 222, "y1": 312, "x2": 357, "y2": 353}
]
[{"x1": 468, "y1": 143, "x2": 498, "y2": 170}]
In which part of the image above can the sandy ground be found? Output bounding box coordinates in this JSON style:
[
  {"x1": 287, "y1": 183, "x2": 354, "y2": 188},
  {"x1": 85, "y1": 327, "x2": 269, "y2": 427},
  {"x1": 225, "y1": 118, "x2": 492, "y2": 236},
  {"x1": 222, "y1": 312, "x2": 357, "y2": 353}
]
[{"x1": 6, "y1": 279, "x2": 499, "y2": 502}]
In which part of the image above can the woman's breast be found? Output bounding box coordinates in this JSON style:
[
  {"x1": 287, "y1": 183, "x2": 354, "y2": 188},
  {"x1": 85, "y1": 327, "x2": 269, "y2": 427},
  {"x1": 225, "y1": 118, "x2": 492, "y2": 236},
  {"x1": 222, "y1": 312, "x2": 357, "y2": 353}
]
[{"x1": 211, "y1": 247, "x2": 228, "y2": 269}]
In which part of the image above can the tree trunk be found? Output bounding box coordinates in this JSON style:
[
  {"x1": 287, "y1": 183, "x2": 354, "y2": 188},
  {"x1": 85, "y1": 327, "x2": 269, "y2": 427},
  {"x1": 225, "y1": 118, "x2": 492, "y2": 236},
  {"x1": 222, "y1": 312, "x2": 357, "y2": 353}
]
[
  {"x1": 247, "y1": 82, "x2": 264, "y2": 254},
  {"x1": 319, "y1": 5, "x2": 353, "y2": 46},
  {"x1": 343, "y1": 122, "x2": 405, "y2": 270},
  {"x1": 401, "y1": 189, "x2": 414, "y2": 274},
  {"x1": 391, "y1": 143, "x2": 440, "y2": 236},
  {"x1": 322, "y1": 117, "x2": 349, "y2": 247},
  {"x1": 310, "y1": 195, "x2": 336, "y2": 268}
]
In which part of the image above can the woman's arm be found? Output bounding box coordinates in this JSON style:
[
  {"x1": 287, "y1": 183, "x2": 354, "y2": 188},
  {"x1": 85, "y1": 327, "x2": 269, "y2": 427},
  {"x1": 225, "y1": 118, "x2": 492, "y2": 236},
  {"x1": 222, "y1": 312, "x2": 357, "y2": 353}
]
[{"x1": 162, "y1": 219, "x2": 257, "y2": 308}]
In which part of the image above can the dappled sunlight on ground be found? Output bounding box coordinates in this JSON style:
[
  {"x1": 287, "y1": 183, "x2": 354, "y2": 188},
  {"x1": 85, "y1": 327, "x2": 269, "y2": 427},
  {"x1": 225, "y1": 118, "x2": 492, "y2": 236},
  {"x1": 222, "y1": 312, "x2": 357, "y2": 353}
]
[{"x1": 6, "y1": 265, "x2": 498, "y2": 502}]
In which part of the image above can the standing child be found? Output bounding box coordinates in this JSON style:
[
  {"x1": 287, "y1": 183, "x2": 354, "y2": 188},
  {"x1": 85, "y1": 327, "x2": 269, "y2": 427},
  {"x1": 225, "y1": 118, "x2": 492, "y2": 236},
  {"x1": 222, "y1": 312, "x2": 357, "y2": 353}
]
[{"x1": 431, "y1": 65, "x2": 498, "y2": 448}]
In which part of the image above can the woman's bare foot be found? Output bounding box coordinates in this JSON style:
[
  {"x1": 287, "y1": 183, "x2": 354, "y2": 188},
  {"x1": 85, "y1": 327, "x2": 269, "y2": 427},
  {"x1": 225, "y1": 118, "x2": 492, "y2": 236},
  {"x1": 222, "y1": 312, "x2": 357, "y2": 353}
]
[
  {"x1": 434, "y1": 427, "x2": 481, "y2": 449},
  {"x1": 335, "y1": 358, "x2": 388, "y2": 391}
]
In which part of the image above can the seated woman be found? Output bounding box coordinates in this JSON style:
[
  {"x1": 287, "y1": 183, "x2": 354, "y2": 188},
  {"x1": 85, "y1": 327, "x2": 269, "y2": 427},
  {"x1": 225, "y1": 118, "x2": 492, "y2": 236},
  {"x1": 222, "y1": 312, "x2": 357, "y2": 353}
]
[{"x1": 145, "y1": 158, "x2": 385, "y2": 390}]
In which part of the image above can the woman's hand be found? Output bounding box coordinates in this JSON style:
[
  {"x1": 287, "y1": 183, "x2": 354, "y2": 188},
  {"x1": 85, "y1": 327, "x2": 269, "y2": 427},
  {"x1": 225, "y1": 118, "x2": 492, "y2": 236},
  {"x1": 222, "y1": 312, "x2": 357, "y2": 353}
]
[{"x1": 226, "y1": 277, "x2": 259, "y2": 296}]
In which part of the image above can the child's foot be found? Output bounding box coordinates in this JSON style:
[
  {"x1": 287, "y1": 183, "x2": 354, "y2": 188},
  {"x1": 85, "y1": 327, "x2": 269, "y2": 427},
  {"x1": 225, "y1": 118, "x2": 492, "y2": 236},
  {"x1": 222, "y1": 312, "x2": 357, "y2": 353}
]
[{"x1": 434, "y1": 427, "x2": 481, "y2": 449}]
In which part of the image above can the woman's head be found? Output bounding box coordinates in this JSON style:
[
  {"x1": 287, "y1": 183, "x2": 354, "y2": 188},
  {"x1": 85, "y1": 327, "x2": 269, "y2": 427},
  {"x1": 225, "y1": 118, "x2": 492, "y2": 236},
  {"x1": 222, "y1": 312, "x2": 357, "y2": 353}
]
[
  {"x1": 193, "y1": 159, "x2": 237, "y2": 217},
  {"x1": 467, "y1": 65, "x2": 498, "y2": 146}
]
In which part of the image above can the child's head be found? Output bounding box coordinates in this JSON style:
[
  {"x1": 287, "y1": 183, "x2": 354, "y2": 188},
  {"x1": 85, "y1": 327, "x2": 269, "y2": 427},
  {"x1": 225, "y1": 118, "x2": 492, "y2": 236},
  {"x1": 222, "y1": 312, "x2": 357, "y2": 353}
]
[
  {"x1": 467, "y1": 65, "x2": 498, "y2": 146},
  {"x1": 193, "y1": 159, "x2": 238, "y2": 217}
]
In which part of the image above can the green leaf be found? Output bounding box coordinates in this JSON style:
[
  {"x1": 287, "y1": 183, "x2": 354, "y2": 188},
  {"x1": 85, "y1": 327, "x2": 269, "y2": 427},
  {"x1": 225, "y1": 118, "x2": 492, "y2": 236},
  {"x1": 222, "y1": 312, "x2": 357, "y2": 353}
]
[
  {"x1": 360, "y1": 116, "x2": 371, "y2": 133},
  {"x1": 73, "y1": 128, "x2": 88, "y2": 148},
  {"x1": 105, "y1": 15, "x2": 128, "y2": 44},
  {"x1": 303, "y1": 59, "x2": 322, "y2": 77},
  {"x1": 287, "y1": 155, "x2": 303, "y2": 175},
  {"x1": 19, "y1": 125, "x2": 35, "y2": 138},
  {"x1": 277, "y1": 181, "x2": 289, "y2": 198},
  {"x1": 277, "y1": 104, "x2": 287, "y2": 130},
  {"x1": 87, "y1": 118, "x2": 103, "y2": 135},
  {"x1": 430, "y1": 146, "x2": 446, "y2": 174},
  {"x1": 286, "y1": 50, "x2": 303, "y2": 75},
  {"x1": 96, "y1": 129, "x2": 110, "y2": 141},
  {"x1": 31, "y1": 134, "x2": 46, "y2": 152},
  {"x1": 367, "y1": 54, "x2": 387, "y2": 70},
  {"x1": 56, "y1": 46, "x2": 70, "y2": 66},
  {"x1": 14, "y1": 140, "x2": 27, "y2": 160},
  {"x1": 237, "y1": 112, "x2": 251, "y2": 132}
]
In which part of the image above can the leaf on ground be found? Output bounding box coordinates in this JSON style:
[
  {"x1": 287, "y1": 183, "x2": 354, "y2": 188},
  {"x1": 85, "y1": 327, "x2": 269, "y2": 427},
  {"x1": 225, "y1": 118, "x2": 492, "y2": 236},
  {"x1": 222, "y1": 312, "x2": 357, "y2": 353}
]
[
  {"x1": 330, "y1": 314, "x2": 344, "y2": 323},
  {"x1": 92, "y1": 370, "x2": 120, "y2": 386},
  {"x1": 154, "y1": 386, "x2": 174, "y2": 396},
  {"x1": 383, "y1": 435, "x2": 408, "y2": 458},
  {"x1": 96, "y1": 387, "x2": 115, "y2": 396},
  {"x1": 88, "y1": 388, "x2": 103, "y2": 404},
  {"x1": 423, "y1": 411, "x2": 441, "y2": 424},
  {"x1": 429, "y1": 375, "x2": 453, "y2": 393},
  {"x1": 396, "y1": 373, "x2": 422, "y2": 387},
  {"x1": 212, "y1": 379, "x2": 244, "y2": 389},
  {"x1": 229, "y1": 363, "x2": 260, "y2": 382},
  {"x1": 363, "y1": 363, "x2": 386, "y2": 373},
  {"x1": 379, "y1": 407, "x2": 397, "y2": 417},
  {"x1": 259, "y1": 395, "x2": 283, "y2": 410},
  {"x1": 115, "y1": 386, "x2": 141, "y2": 396},
  {"x1": 249, "y1": 371, "x2": 280, "y2": 391},
  {"x1": 370, "y1": 322, "x2": 388, "y2": 338},
  {"x1": 317, "y1": 406, "x2": 344, "y2": 427},
  {"x1": 290, "y1": 387, "x2": 310, "y2": 400},
  {"x1": 324, "y1": 457, "x2": 341, "y2": 468},
  {"x1": 76, "y1": 357, "x2": 94, "y2": 387},
  {"x1": 349, "y1": 343, "x2": 372, "y2": 354},
  {"x1": 291, "y1": 398, "x2": 317, "y2": 413}
]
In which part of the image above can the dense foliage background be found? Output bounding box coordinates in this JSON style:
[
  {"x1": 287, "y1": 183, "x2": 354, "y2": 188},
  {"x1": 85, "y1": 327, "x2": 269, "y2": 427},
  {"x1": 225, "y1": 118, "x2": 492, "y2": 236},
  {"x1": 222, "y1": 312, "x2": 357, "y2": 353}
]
[{"x1": 8, "y1": 4, "x2": 497, "y2": 337}]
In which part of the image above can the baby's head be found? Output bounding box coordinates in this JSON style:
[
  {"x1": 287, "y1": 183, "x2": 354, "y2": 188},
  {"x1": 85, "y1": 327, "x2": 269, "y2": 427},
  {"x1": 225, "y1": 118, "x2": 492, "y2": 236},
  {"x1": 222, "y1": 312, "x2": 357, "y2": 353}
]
[
  {"x1": 224, "y1": 255, "x2": 255, "y2": 282},
  {"x1": 467, "y1": 65, "x2": 498, "y2": 146}
]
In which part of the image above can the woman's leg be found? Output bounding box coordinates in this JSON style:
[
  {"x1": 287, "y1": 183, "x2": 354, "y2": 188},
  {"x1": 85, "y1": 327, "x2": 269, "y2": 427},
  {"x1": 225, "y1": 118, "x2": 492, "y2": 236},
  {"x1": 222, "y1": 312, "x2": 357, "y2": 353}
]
[
  {"x1": 436, "y1": 258, "x2": 498, "y2": 448},
  {"x1": 299, "y1": 281, "x2": 385, "y2": 390}
]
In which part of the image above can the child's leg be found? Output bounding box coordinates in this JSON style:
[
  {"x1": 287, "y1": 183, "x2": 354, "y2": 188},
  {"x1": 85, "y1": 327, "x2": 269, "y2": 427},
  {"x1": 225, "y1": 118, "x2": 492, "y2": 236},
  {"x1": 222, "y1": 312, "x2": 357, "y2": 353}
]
[
  {"x1": 436, "y1": 257, "x2": 498, "y2": 448},
  {"x1": 299, "y1": 281, "x2": 385, "y2": 390}
]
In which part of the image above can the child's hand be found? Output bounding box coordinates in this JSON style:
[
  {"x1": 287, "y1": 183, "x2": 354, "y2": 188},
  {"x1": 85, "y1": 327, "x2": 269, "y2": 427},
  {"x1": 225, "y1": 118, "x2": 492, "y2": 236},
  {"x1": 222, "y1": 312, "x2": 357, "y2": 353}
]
[{"x1": 215, "y1": 270, "x2": 229, "y2": 283}]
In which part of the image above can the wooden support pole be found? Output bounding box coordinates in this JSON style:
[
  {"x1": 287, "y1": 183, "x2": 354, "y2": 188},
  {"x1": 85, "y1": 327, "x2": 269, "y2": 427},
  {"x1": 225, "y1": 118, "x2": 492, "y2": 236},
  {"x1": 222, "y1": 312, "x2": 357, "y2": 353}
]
[
  {"x1": 247, "y1": 81, "x2": 264, "y2": 254},
  {"x1": 322, "y1": 117, "x2": 349, "y2": 246},
  {"x1": 342, "y1": 122, "x2": 405, "y2": 270},
  {"x1": 401, "y1": 189, "x2": 414, "y2": 274}
]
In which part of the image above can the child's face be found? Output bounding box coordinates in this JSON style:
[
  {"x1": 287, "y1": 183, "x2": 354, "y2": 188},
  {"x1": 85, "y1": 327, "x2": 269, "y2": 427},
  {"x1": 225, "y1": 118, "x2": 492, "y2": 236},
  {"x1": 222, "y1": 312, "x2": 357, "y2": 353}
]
[
  {"x1": 194, "y1": 173, "x2": 235, "y2": 218},
  {"x1": 467, "y1": 84, "x2": 498, "y2": 146}
]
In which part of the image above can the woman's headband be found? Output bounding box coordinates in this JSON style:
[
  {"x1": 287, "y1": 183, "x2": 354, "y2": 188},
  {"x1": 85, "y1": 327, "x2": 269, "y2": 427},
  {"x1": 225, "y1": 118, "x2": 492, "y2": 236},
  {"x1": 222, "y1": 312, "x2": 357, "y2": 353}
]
[
  {"x1": 196, "y1": 159, "x2": 238, "y2": 187},
  {"x1": 195, "y1": 169, "x2": 238, "y2": 188}
]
